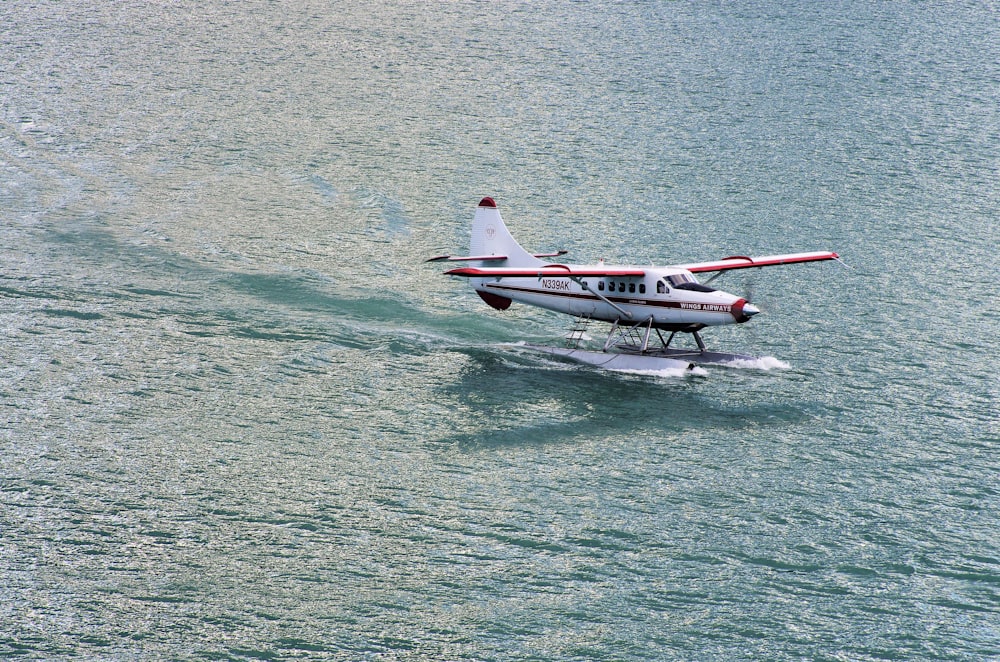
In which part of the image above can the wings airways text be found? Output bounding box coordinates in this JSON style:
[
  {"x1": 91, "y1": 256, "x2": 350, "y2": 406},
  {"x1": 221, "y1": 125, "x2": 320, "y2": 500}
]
[{"x1": 680, "y1": 302, "x2": 729, "y2": 312}]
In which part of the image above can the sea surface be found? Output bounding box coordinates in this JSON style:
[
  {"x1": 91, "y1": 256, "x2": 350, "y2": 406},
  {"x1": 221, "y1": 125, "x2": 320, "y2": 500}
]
[{"x1": 2, "y1": 2, "x2": 998, "y2": 660}]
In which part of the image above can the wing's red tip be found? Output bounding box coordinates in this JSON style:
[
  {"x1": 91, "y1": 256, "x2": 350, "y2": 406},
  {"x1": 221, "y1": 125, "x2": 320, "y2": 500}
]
[{"x1": 478, "y1": 196, "x2": 497, "y2": 208}]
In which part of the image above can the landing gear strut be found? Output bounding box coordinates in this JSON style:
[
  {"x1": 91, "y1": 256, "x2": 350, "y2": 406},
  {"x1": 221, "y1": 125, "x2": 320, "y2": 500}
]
[{"x1": 603, "y1": 318, "x2": 710, "y2": 356}]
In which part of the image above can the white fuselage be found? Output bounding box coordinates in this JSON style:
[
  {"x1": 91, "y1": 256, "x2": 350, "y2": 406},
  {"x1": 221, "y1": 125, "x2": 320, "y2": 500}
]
[{"x1": 472, "y1": 266, "x2": 757, "y2": 331}]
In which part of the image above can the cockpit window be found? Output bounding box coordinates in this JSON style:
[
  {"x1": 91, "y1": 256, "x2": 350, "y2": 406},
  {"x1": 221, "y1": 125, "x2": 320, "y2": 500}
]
[
  {"x1": 667, "y1": 274, "x2": 695, "y2": 288},
  {"x1": 665, "y1": 273, "x2": 717, "y2": 293}
]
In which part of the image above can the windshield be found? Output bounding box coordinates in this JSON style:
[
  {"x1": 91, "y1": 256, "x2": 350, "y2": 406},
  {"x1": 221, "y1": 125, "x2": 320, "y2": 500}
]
[
  {"x1": 662, "y1": 273, "x2": 717, "y2": 293},
  {"x1": 667, "y1": 274, "x2": 695, "y2": 288}
]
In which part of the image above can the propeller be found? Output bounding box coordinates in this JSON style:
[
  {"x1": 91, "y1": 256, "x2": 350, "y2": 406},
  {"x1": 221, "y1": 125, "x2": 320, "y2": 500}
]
[
  {"x1": 742, "y1": 270, "x2": 777, "y2": 315},
  {"x1": 704, "y1": 269, "x2": 767, "y2": 316},
  {"x1": 743, "y1": 275, "x2": 755, "y2": 305}
]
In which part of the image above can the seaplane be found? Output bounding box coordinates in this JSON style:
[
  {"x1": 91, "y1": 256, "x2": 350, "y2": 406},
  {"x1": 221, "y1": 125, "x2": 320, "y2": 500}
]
[{"x1": 430, "y1": 197, "x2": 840, "y2": 372}]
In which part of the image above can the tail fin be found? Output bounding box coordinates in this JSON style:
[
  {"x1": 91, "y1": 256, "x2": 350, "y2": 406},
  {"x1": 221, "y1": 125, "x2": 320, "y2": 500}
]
[{"x1": 470, "y1": 197, "x2": 544, "y2": 267}]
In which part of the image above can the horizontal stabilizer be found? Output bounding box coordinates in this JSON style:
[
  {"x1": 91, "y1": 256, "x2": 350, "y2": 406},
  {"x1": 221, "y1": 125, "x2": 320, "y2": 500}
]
[
  {"x1": 446, "y1": 265, "x2": 645, "y2": 278},
  {"x1": 678, "y1": 251, "x2": 839, "y2": 274},
  {"x1": 426, "y1": 254, "x2": 508, "y2": 263},
  {"x1": 427, "y1": 250, "x2": 567, "y2": 263}
]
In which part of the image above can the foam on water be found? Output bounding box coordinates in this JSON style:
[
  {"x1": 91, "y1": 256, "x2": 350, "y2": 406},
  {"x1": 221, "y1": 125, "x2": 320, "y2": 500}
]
[
  {"x1": 610, "y1": 364, "x2": 709, "y2": 378},
  {"x1": 723, "y1": 356, "x2": 792, "y2": 371}
]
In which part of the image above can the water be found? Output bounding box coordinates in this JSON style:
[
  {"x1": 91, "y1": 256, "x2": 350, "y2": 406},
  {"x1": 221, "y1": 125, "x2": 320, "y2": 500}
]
[{"x1": 2, "y1": 2, "x2": 997, "y2": 659}]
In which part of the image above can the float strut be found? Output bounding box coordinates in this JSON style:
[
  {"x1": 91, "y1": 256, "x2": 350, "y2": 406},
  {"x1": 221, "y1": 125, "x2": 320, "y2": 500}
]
[
  {"x1": 603, "y1": 319, "x2": 621, "y2": 352},
  {"x1": 640, "y1": 316, "x2": 654, "y2": 352}
]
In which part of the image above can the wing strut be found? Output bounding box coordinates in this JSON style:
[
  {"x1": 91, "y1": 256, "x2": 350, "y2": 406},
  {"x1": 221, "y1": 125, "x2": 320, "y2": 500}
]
[{"x1": 568, "y1": 276, "x2": 633, "y2": 319}]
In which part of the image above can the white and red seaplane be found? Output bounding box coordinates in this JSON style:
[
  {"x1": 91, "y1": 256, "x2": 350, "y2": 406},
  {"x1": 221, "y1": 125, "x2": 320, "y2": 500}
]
[{"x1": 431, "y1": 197, "x2": 839, "y2": 371}]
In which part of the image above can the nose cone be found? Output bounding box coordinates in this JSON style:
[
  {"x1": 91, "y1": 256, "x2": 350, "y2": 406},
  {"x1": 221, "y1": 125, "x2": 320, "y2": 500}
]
[{"x1": 731, "y1": 298, "x2": 760, "y2": 323}]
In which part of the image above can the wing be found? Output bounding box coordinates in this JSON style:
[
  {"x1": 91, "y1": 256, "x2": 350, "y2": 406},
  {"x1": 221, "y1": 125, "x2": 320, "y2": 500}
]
[
  {"x1": 676, "y1": 251, "x2": 839, "y2": 274},
  {"x1": 445, "y1": 265, "x2": 645, "y2": 278}
]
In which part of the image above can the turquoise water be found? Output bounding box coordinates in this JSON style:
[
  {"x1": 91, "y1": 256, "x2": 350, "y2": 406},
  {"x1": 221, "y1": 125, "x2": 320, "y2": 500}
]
[{"x1": 2, "y1": 2, "x2": 997, "y2": 659}]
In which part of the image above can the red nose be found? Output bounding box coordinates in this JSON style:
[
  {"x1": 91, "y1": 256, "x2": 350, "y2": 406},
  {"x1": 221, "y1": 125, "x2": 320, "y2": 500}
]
[{"x1": 731, "y1": 298, "x2": 761, "y2": 323}]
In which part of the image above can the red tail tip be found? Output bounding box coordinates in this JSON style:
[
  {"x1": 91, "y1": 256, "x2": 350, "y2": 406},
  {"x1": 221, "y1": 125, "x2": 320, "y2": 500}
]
[{"x1": 478, "y1": 196, "x2": 497, "y2": 208}]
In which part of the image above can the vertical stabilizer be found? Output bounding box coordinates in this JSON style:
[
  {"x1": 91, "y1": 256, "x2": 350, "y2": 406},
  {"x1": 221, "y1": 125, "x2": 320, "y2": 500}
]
[{"x1": 470, "y1": 197, "x2": 544, "y2": 267}]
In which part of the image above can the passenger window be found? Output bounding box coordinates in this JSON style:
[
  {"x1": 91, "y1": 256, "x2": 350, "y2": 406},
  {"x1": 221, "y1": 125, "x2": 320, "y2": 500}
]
[
  {"x1": 629, "y1": 283, "x2": 635, "y2": 293},
  {"x1": 639, "y1": 284, "x2": 646, "y2": 294},
  {"x1": 598, "y1": 281, "x2": 604, "y2": 291},
  {"x1": 618, "y1": 282, "x2": 625, "y2": 292}
]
